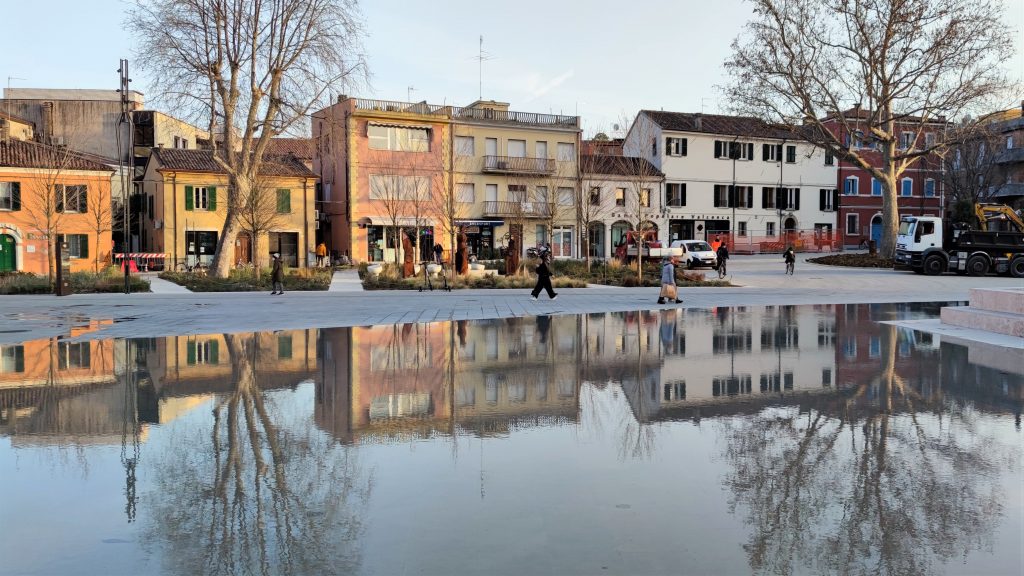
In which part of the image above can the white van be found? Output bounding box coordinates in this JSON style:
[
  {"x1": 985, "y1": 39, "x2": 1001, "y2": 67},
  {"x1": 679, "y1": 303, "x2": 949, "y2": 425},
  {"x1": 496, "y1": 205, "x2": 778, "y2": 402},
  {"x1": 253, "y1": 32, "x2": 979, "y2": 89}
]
[{"x1": 670, "y1": 239, "x2": 718, "y2": 269}]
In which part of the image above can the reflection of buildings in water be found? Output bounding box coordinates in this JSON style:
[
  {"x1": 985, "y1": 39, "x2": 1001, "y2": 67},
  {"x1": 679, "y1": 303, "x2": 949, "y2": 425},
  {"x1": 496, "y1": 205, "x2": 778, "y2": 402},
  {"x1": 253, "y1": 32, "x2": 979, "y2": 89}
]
[{"x1": 315, "y1": 317, "x2": 582, "y2": 444}]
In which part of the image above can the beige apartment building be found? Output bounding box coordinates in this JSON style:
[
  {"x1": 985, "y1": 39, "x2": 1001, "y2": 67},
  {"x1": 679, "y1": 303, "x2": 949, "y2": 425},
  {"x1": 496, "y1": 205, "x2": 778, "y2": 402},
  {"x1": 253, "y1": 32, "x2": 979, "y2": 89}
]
[{"x1": 313, "y1": 97, "x2": 581, "y2": 263}]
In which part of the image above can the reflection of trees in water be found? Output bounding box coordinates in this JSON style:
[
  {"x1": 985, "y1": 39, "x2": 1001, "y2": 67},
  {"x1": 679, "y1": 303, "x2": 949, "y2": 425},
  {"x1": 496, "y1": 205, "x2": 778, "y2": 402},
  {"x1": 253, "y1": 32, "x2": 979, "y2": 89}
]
[
  {"x1": 720, "y1": 325, "x2": 1011, "y2": 576},
  {"x1": 147, "y1": 333, "x2": 371, "y2": 576}
]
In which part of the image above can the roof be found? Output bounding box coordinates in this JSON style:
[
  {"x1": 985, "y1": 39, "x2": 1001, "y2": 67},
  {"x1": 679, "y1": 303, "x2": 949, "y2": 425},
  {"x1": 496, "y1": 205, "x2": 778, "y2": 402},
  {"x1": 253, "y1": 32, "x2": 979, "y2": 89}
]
[
  {"x1": 580, "y1": 154, "x2": 664, "y2": 178},
  {"x1": 0, "y1": 139, "x2": 114, "y2": 172},
  {"x1": 152, "y1": 148, "x2": 317, "y2": 178},
  {"x1": 822, "y1": 107, "x2": 948, "y2": 125},
  {"x1": 641, "y1": 111, "x2": 795, "y2": 139},
  {"x1": 0, "y1": 111, "x2": 34, "y2": 126},
  {"x1": 265, "y1": 137, "x2": 314, "y2": 160}
]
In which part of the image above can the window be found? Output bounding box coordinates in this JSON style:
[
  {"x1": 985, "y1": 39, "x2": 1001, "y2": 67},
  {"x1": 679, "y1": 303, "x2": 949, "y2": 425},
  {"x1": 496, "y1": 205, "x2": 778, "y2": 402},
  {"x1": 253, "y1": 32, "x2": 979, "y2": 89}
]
[
  {"x1": 783, "y1": 188, "x2": 800, "y2": 210},
  {"x1": 871, "y1": 179, "x2": 882, "y2": 196},
  {"x1": 665, "y1": 183, "x2": 686, "y2": 207},
  {"x1": 58, "y1": 234, "x2": 89, "y2": 259},
  {"x1": 819, "y1": 188, "x2": 835, "y2": 212},
  {"x1": 0, "y1": 345, "x2": 25, "y2": 373},
  {"x1": 536, "y1": 141, "x2": 548, "y2": 158},
  {"x1": 589, "y1": 187, "x2": 601, "y2": 206},
  {"x1": 762, "y1": 187, "x2": 776, "y2": 209},
  {"x1": 825, "y1": 149, "x2": 834, "y2": 166},
  {"x1": 369, "y1": 175, "x2": 429, "y2": 200},
  {"x1": 367, "y1": 124, "x2": 430, "y2": 151},
  {"x1": 485, "y1": 138, "x2": 498, "y2": 156},
  {"x1": 57, "y1": 341, "x2": 91, "y2": 370},
  {"x1": 557, "y1": 187, "x2": 573, "y2": 206},
  {"x1": 714, "y1": 140, "x2": 753, "y2": 160},
  {"x1": 924, "y1": 132, "x2": 936, "y2": 149},
  {"x1": 738, "y1": 221, "x2": 747, "y2": 237},
  {"x1": 187, "y1": 338, "x2": 220, "y2": 365},
  {"x1": 0, "y1": 182, "x2": 20, "y2": 211},
  {"x1": 846, "y1": 213, "x2": 859, "y2": 236},
  {"x1": 822, "y1": 368, "x2": 832, "y2": 386},
  {"x1": 640, "y1": 188, "x2": 651, "y2": 207},
  {"x1": 186, "y1": 230, "x2": 218, "y2": 261},
  {"x1": 1008, "y1": 136, "x2": 1015, "y2": 149},
  {"x1": 557, "y1": 142, "x2": 575, "y2": 161},
  {"x1": 901, "y1": 178, "x2": 912, "y2": 197},
  {"x1": 785, "y1": 145, "x2": 797, "y2": 163},
  {"x1": 455, "y1": 136, "x2": 475, "y2": 156},
  {"x1": 652, "y1": 137, "x2": 657, "y2": 156},
  {"x1": 536, "y1": 186, "x2": 549, "y2": 204},
  {"x1": 763, "y1": 143, "x2": 782, "y2": 161},
  {"x1": 485, "y1": 184, "x2": 498, "y2": 202},
  {"x1": 55, "y1": 184, "x2": 87, "y2": 213},
  {"x1": 900, "y1": 131, "x2": 914, "y2": 150},
  {"x1": 457, "y1": 183, "x2": 475, "y2": 203},
  {"x1": 278, "y1": 334, "x2": 293, "y2": 360},
  {"x1": 185, "y1": 185, "x2": 216, "y2": 211},
  {"x1": 507, "y1": 139, "x2": 526, "y2": 157},
  {"x1": 276, "y1": 189, "x2": 291, "y2": 214},
  {"x1": 508, "y1": 184, "x2": 527, "y2": 203},
  {"x1": 147, "y1": 195, "x2": 154, "y2": 219},
  {"x1": 766, "y1": 222, "x2": 775, "y2": 236},
  {"x1": 735, "y1": 186, "x2": 754, "y2": 208},
  {"x1": 924, "y1": 179, "x2": 936, "y2": 197},
  {"x1": 615, "y1": 187, "x2": 625, "y2": 206},
  {"x1": 714, "y1": 185, "x2": 730, "y2": 207},
  {"x1": 844, "y1": 176, "x2": 858, "y2": 196},
  {"x1": 666, "y1": 137, "x2": 687, "y2": 156}
]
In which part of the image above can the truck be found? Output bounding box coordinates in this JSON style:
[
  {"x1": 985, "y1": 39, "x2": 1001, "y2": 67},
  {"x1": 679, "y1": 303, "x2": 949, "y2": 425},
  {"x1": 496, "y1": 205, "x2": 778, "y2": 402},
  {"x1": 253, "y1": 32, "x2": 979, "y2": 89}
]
[{"x1": 894, "y1": 212, "x2": 1024, "y2": 277}]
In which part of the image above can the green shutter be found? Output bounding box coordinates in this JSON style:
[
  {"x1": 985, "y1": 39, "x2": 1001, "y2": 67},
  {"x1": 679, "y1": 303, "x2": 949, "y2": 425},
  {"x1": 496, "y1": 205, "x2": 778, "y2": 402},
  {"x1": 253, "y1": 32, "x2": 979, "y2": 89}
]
[
  {"x1": 79, "y1": 235, "x2": 89, "y2": 260},
  {"x1": 186, "y1": 340, "x2": 196, "y2": 365},
  {"x1": 278, "y1": 334, "x2": 293, "y2": 359},
  {"x1": 208, "y1": 186, "x2": 217, "y2": 211},
  {"x1": 209, "y1": 339, "x2": 219, "y2": 364},
  {"x1": 277, "y1": 189, "x2": 290, "y2": 214},
  {"x1": 185, "y1": 186, "x2": 194, "y2": 211},
  {"x1": 10, "y1": 182, "x2": 20, "y2": 211},
  {"x1": 14, "y1": 346, "x2": 24, "y2": 373}
]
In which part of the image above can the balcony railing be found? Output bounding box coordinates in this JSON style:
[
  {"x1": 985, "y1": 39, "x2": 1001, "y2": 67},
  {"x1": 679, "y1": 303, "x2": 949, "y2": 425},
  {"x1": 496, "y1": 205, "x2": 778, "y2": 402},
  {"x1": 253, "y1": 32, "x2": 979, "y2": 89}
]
[
  {"x1": 483, "y1": 201, "x2": 551, "y2": 218},
  {"x1": 352, "y1": 98, "x2": 449, "y2": 116},
  {"x1": 995, "y1": 147, "x2": 1024, "y2": 164},
  {"x1": 482, "y1": 155, "x2": 556, "y2": 175},
  {"x1": 347, "y1": 98, "x2": 580, "y2": 128}
]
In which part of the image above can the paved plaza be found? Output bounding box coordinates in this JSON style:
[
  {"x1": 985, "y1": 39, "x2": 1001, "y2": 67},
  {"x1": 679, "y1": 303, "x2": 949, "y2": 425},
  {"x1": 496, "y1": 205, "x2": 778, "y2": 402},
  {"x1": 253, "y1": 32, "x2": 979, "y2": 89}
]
[{"x1": 2, "y1": 254, "x2": 1022, "y2": 343}]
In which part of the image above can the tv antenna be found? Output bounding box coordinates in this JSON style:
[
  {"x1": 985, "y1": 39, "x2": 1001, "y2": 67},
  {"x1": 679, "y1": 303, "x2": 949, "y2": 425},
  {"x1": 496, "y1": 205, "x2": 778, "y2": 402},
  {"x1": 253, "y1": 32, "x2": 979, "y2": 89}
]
[
  {"x1": 474, "y1": 35, "x2": 494, "y2": 100},
  {"x1": 407, "y1": 85, "x2": 416, "y2": 103}
]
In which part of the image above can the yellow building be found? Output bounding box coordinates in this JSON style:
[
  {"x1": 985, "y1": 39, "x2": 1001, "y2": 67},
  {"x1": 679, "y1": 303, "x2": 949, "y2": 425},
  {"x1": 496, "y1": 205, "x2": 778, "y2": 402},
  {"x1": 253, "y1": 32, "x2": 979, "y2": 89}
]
[{"x1": 140, "y1": 148, "x2": 318, "y2": 269}]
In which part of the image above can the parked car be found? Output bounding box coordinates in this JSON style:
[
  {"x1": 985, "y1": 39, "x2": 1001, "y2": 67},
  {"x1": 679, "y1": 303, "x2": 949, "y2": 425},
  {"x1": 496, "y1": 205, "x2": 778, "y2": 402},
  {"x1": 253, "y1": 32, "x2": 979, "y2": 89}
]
[{"x1": 670, "y1": 240, "x2": 718, "y2": 269}]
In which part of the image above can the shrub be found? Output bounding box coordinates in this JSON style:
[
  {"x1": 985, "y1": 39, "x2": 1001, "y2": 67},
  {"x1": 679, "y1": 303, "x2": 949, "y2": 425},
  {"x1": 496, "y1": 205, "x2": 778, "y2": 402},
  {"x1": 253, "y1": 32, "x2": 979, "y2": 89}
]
[
  {"x1": 362, "y1": 271, "x2": 587, "y2": 290},
  {"x1": 807, "y1": 254, "x2": 895, "y2": 268},
  {"x1": 0, "y1": 267, "x2": 151, "y2": 294},
  {"x1": 160, "y1": 267, "x2": 332, "y2": 292}
]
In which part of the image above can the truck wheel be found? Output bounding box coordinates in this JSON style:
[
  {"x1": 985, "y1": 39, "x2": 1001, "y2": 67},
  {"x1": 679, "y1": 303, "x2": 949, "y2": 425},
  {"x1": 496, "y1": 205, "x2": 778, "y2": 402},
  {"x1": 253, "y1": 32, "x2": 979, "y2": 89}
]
[
  {"x1": 1009, "y1": 256, "x2": 1024, "y2": 279},
  {"x1": 965, "y1": 254, "x2": 988, "y2": 277},
  {"x1": 922, "y1": 254, "x2": 944, "y2": 276}
]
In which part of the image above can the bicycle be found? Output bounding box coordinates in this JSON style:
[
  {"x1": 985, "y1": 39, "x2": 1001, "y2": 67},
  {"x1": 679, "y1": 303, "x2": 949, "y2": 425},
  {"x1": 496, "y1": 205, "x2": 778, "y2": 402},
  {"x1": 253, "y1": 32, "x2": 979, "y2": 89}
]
[
  {"x1": 785, "y1": 260, "x2": 795, "y2": 275},
  {"x1": 717, "y1": 259, "x2": 728, "y2": 279}
]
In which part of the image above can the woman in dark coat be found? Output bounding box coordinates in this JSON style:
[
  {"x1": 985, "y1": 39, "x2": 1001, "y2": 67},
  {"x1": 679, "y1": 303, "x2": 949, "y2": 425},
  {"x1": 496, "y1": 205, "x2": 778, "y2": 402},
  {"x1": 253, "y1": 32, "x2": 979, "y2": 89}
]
[
  {"x1": 271, "y1": 252, "x2": 285, "y2": 295},
  {"x1": 530, "y1": 249, "x2": 557, "y2": 300}
]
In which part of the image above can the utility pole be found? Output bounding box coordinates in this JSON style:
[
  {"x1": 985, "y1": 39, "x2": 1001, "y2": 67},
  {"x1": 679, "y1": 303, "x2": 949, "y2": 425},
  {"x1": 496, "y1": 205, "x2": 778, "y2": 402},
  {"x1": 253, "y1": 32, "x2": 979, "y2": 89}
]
[{"x1": 116, "y1": 59, "x2": 135, "y2": 293}]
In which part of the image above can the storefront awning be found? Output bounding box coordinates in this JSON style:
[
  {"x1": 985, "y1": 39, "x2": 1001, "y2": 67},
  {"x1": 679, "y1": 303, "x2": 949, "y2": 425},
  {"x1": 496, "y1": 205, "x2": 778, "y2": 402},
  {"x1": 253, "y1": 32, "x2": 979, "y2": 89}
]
[{"x1": 455, "y1": 220, "x2": 504, "y2": 227}]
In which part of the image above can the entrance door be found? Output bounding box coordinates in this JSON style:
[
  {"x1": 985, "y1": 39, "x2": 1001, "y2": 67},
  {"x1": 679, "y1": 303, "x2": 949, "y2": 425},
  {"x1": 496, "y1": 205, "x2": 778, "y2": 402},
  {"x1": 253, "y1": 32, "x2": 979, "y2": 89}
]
[
  {"x1": 0, "y1": 235, "x2": 15, "y2": 272},
  {"x1": 870, "y1": 216, "x2": 882, "y2": 243},
  {"x1": 234, "y1": 233, "x2": 252, "y2": 265}
]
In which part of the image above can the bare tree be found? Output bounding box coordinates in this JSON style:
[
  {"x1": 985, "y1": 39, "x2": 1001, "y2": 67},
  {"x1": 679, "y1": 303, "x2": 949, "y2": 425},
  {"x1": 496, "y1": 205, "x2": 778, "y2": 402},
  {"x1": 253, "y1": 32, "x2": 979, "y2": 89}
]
[
  {"x1": 940, "y1": 121, "x2": 1004, "y2": 222},
  {"x1": 430, "y1": 131, "x2": 466, "y2": 270},
  {"x1": 234, "y1": 172, "x2": 290, "y2": 275},
  {"x1": 579, "y1": 153, "x2": 618, "y2": 272},
  {"x1": 86, "y1": 178, "x2": 112, "y2": 273},
  {"x1": 129, "y1": 0, "x2": 367, "y2": 278},
  {"x1": 722, "y1": 0, "x2": 1015, "y2": 257},
  {"x1": 365, "y1": 150, "x2": 429, "y2": 265},
  {"x1": 510, "y1": 161, "x2": 578, "y2": 259}
]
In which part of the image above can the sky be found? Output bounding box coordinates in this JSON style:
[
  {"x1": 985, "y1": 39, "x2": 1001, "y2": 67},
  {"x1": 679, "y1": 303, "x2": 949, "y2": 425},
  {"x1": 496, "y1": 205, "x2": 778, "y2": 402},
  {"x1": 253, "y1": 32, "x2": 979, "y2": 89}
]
[{"x1": 1, "y1": 0, "x2": 1022, "y2": 137}]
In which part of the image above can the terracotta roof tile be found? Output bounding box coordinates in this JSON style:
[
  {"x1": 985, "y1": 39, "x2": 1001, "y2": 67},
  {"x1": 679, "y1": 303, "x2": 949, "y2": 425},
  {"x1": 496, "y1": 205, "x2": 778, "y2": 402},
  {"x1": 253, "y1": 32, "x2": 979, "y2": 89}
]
[
  {"x1": 153, "y1": 148, "x2": 316, "y2": 178},
  {"x1": 642, "y1": 111, "x2": 796, "y2": 139},
  {"x1": 0, "y1": 139, "x2": 113, "y2": 171},
  {"x1": 581, "y1": 154, "x2": 664, "y2": 177},
  {"x1": 265, "y1": 137, "x2": 313, "y2": 160}
]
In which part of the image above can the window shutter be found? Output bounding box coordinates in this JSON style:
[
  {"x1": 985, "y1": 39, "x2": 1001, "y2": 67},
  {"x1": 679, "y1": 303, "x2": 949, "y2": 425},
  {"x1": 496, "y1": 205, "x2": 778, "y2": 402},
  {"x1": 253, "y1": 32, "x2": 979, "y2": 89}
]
[
  {"x1": 747, "y1": 143, "x2": 754, "y2": 160},
  {"x1": 185, "y1": 185, "x2": 194, "y2": 211},
  {"x1": 762, "y1": 144, "x2": 770, "y2": 161},
  {"x1": 728, "y1": 185, "x2": 736, "y2": 208},
  {"x1": 681, "y1": 138, "x2": 687, "y2": 156},
  {"x1": 714, "y1": 141, "x2": 722, "y2": 158},
  {"x1": 665, "y1": 137, "x2": 672, "y2": 154},
  {"x1": 10, "y1": 182, "x2": 20, "y2": 211},
  {"x1": 79, "y1": 186, "x2": 88, "y2": 213},
  {"x1": 820, "y1": 189, "x2": 827, "y2": 211},
  {"x1": 186, "y1": 340, "x2": 196, "y2": 365},
  {"x1": 776, "y1": 188, "x2": 786, "y2": 210},
  {"x1": 680, "y1": 183, "x2": 686, "y2": 206},
  {"x1": 776, "y1": 144, "x2": 782, "y2": 160},
  {"x1": 277, "y1": 189, "x2": 291, "y2": 213},
  {"x1": 761, "y1": 187, "x2": 770, "y2": 209},
  {"x1": 13, "y1": 346, "x2": 24, "y2": 373},
  {"x1": 747, "y1": 188, "x2": 754, "y2": 209},
  {"x1": 208, "y1": 186, "x2": 217, "y2": 211},
  {"x1": 794, "y1": 188, "x2": 800, "y2": 210},
  {"x1": 79, "y1": 235, "x2": 89, "y2": 260},
  {"x1": 210, "y1": 340, "x2": 219, "y2": 364},
  {"x1": 832, "y1": 189, "x2": 840, "y2": 211}
]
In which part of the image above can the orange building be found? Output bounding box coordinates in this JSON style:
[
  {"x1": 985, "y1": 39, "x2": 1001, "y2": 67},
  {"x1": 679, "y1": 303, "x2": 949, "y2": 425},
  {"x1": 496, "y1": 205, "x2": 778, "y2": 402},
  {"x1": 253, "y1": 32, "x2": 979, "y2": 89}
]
[{"x1": 0, "y1": 139, "x2": 114, "y2": 274}]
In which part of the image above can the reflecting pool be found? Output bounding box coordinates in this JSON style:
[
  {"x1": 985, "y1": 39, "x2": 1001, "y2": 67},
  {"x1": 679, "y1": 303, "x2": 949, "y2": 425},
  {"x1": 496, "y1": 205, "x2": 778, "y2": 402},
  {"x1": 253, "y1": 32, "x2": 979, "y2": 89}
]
[{"x1": 0, "y1": 303, "x2": 1021, "y2": 576}]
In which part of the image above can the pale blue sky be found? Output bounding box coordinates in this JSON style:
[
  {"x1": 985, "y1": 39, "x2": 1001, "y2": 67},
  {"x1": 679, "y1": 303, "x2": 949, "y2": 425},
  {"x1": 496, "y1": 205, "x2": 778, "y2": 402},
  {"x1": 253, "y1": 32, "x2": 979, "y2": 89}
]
[{"x1": 1, "y1": 0, "x2": 1021, "y2": 136}]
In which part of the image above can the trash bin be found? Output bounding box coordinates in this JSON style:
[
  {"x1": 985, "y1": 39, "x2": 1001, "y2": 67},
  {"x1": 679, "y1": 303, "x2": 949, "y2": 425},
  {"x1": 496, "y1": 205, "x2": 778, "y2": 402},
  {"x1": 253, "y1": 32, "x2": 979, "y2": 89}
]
[{"x1": 868, "y1": 240, "x2": 877, "y2": 255}]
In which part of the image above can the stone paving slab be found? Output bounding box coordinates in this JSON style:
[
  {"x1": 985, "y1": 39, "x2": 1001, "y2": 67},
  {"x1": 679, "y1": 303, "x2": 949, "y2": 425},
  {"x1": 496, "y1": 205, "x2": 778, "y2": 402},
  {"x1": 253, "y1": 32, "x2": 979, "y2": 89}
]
[
  {"x1": 140, "y1": 273, "x2": 193, "y2": 294},
  {"x1": 328, "y1": 269, "x2": 363, "y2": 292}
]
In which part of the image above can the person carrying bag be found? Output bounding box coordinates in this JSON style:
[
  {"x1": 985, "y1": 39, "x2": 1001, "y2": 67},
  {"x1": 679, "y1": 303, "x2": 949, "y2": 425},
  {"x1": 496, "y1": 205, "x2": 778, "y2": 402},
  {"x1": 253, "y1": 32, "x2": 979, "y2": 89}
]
[{"x1": 658, "y1": 256, "x2": 682, "y2": 304}]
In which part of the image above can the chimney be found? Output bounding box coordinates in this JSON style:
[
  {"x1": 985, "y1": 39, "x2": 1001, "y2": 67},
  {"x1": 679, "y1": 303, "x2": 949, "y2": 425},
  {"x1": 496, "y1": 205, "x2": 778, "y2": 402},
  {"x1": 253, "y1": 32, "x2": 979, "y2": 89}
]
[
  {"x1": 41, "y1": 101, "x2": 54, "y2": 144},
  {"x1": 694, "y1": 113, "x2": 703, "y2": 131}
]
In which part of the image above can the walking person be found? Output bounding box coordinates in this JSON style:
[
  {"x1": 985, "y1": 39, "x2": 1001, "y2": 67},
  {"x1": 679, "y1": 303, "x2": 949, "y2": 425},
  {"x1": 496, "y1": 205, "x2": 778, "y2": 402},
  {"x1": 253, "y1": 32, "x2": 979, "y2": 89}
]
[
  {"x1": 657, "y1": 256, "x2": 683, "y2": 305},
  {"x1": 716, "y1": 242, "x2": 730, "y2": 279},
  {"x1": 783, "y1": 246, "x2": 796, "y2": 275},
  {"x1": 270, "y1": 252, "x2": 285, "y2": 295},
  {"x1": 315, "y1": 242, "x2": 328, "y2": 267},
  {"x1": 530, "y1": 249, "x2": 557, "y2": 300}
]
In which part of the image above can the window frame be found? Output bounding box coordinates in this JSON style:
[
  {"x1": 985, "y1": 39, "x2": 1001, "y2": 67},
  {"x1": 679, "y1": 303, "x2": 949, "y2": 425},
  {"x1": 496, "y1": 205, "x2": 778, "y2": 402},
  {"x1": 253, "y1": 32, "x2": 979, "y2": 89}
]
[
  {"x1": 844, "y1": 176, "x2": 859, "y2": 196},
  {"x1": 455, "y1": 135, "x2": 475, "y2": 157},
  {"x1": 871, "y1": 178, "x2": 883, "y2": 196},
  {"x1": 456, "y1": 183, "x2": 475, "y2": 204},
  {"x1": 901, "y1": 178, "x2": 913, "y2": 197},
  {"x1": 614, "y1": 187, "x2": 625, "y2": 207},
  {"x1": 924, "y1": 178, "x2": 936, "y2": 198},
  {"x1": 785, "y1": 145, "x2": 797, "y2": 163},
  {"x1": 846, "y1": 213, "x2": 859, "y2": 236}
]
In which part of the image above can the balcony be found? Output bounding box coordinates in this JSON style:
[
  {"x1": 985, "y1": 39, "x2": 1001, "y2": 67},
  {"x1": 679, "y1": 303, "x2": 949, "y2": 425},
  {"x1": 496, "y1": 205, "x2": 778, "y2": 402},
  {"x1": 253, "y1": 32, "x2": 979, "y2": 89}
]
[
  {"x1": 483, "y1": 201, "x2": 551, "y2": 218},
  {"x1": 482, "y1": 155, "x2": 556, "y2": 175},
  {"x1": 452, "y1": 106, "x2": 579, "y2": 128},
  {"x1": 995, "y1": 147, "x2": 1024, "y2": 164}
]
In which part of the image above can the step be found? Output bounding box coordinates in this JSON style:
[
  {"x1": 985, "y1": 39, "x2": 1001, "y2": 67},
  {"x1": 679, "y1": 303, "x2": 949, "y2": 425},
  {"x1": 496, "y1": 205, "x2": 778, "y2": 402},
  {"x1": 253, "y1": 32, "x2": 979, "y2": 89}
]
[
  {"x1": 941, "y1": 306, "x2": 1024, "y2": 339},
  {"x1": 969, "y1": 288, "x2": 1024, "y2": 316}
]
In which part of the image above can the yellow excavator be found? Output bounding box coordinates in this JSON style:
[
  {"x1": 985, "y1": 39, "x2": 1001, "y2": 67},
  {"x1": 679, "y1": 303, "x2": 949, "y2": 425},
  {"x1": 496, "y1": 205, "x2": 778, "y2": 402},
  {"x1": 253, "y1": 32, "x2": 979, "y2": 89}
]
[{"x1": 974, "y1": 203, "x2": 1024, "y2": 233}]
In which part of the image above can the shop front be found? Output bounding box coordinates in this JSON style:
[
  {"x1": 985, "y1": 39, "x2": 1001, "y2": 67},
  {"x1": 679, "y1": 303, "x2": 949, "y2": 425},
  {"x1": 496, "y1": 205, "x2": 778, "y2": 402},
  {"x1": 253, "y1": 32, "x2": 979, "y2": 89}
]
[{"x1": 456, "y1": 220, "x2": 503, "y2": 260}]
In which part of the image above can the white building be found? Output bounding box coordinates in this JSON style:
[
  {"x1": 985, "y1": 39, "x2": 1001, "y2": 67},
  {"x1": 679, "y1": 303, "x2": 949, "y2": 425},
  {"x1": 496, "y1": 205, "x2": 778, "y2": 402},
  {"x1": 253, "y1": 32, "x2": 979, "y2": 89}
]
[
  {"x1": 580, "y1": 153, "x2": 665, "y2": 259},
  {"x1": 624, "y1": 111, "x2": 839, "y2": 252}
]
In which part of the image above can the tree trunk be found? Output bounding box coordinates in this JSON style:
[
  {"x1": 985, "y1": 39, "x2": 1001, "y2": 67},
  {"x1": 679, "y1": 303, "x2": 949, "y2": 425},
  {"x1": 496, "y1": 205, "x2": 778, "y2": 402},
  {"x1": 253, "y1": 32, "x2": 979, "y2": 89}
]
[{"x1": 210, "y1": 215, "x2": 241, "y2": 278}]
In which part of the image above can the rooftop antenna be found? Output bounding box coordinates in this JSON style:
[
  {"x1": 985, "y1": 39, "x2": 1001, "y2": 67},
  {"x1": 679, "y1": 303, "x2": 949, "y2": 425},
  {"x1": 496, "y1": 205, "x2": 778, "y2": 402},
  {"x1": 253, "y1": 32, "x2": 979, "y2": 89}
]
[
  {"x1": 701, "y1": 97, "x2": 714, "y2": 114},
  {"x1": 407, "y1": 85, "x2": 416, "y2": 103},
  {"x1": 474, "y1": 35, "x2": 494, "y2": 101}
]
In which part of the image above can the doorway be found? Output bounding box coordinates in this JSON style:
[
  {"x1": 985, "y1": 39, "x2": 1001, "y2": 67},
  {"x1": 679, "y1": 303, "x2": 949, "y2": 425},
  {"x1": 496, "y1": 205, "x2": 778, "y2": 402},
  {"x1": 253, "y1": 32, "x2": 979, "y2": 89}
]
[
  {"x1": 0, "y1": 235, "x2": 15, "y2": 272},
  {"x1": 870, "y1": 215, "x2": 882, "y2": 244},
  {"x1": 234, "y1": 232, "x2": 252, "y2": 265}
]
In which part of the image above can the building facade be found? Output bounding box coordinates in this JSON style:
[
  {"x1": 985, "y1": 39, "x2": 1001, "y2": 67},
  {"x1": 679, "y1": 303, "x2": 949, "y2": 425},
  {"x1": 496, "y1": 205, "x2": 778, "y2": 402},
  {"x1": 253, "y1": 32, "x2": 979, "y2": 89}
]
[
  {"x1": 580, "y1": 154, "x2": 665, "y2": 259},
  {"x1": 313, "y1": 97, "x2": 581, "y2": 263},
  {"x1": 0, "y1": 139, "x2": 115, "y2": 274},
  {"x1": 139, "y1": 148, "x2": 317, "y2": 269},
  {"x1": 625, "y1": 111, "x2": 839, "y2": 252},
  {"x1": 988, "y1": 102, "x2": 1024, "y2": 208}
]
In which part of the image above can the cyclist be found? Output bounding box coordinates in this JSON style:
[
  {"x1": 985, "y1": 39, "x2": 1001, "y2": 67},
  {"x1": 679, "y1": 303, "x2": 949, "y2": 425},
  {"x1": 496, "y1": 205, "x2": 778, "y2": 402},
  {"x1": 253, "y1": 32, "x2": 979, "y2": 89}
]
[
  {"x1": 715, "y1": 242, "x2": 730, "y2": 279},
  {"x1": 783, "y1": 246, "x2": 796, "y2": 275}
]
